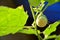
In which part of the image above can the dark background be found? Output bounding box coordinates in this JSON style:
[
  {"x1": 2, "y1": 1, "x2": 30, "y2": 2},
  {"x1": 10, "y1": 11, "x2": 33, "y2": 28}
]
[{"x1": 0, "y1": 0, "x2": 60, "y2": 40}]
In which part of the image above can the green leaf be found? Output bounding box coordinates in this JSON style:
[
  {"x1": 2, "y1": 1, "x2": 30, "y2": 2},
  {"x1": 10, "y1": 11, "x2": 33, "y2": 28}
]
[
  {"x1": 46, "y1": 35, "x2": 57, "y2": 39},
  {"x1": 46, "y1": 0, "x2": 59, "y2": 6},
  {"x1": 28, "y1": 0, "x2": 45, "y2": 7},
  {"x1": 19, "y1": 28, "x2": 40, "y2": 35},
  {"x1": 0, "y1": 6, "x2": 28, "y2": 36},
  {"x1": 55, "y1": 35, "x2": 60, "y2": 40},
  {"x1": 43, "y1": 21, "x2": 60, "y2": 38}
]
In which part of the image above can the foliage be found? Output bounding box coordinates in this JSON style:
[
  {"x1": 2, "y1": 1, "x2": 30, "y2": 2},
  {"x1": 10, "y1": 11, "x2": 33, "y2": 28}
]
[
  {"x1": 43, "y1": 21, "x2": 60, "y2": 38},
  {"x1": 0, "y1": 6, "x2": 28, "y2": 36},
  {"x1": 28, "y1": 0, "x2": 45, "y2": 7},
  {"x1": 28, "y1": 0, "x2": 60, "y2": 40},
  {"x1": 28, "y1": 0, "x2": 59, "y2": 7},
  {"x1": 0, "y1": 0, "x2": 60, "y2": 40}
]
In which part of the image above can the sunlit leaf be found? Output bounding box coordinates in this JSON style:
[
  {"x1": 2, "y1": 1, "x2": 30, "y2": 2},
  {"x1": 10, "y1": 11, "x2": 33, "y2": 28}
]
[
  {"x1": 0, "y1": 6, "x2": 28, "y2": 36},
  {"x1": 28, "y1": 0, "x2": 45, "y2": 7},
  {"x1": 43, "y1": 21, "x2": 60, "y2": 38}
]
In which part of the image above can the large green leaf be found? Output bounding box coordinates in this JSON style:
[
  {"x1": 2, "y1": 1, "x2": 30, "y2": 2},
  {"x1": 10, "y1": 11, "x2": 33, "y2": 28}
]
[
  {"x1": 28, "y1": 0, "x2": 45, "y2": 7},
  {"x1": 43, "y1": 21, "x2": 60, "y2": 38},
  {"x1": 46, "y1": 0, "x2": 59, "y2": 6},
  {"x1": 0, "y1": 6, "x2": 28, "y2": 36}
]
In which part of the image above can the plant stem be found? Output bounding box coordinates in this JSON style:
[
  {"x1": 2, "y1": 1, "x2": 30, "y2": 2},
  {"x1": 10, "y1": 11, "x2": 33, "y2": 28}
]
[
  {"x1": 30, "y1": 6, "x2": 43, "y2": 40},
  {"x1": 35, "y1": 22, "x2": 43, "y2": 40},
  {"x1": 30, "y1": 6, "x2": 35, "y2": 20},
  {"x1": 35, "y1": 12, "x2": 43, "y2": 40}
]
